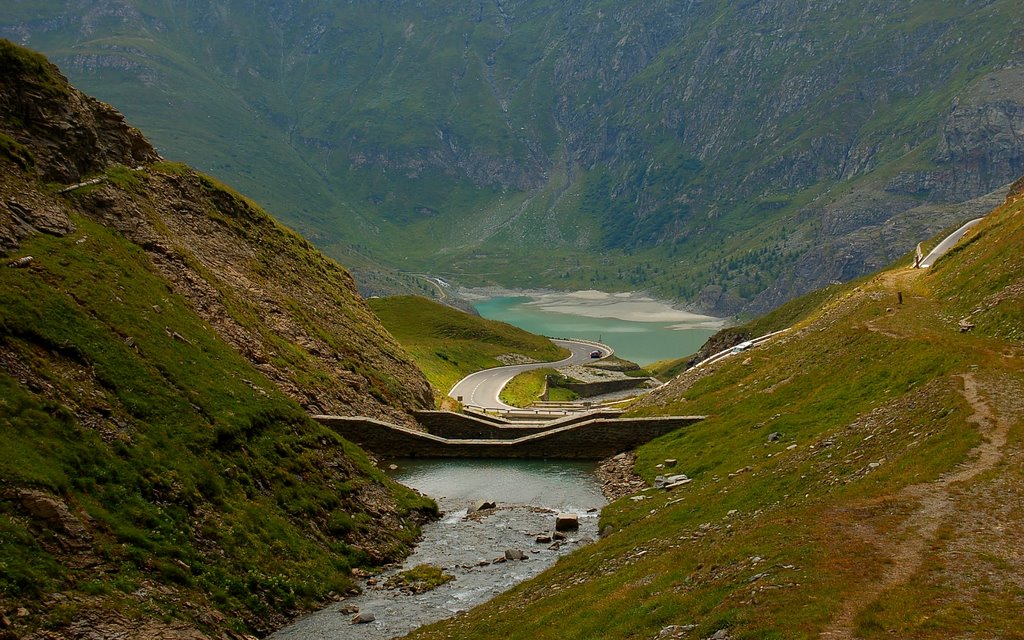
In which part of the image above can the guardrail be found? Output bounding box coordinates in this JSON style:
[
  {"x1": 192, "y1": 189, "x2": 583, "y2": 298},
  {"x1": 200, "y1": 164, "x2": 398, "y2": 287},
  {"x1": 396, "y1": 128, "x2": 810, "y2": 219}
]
[
  {"x1": 687, "y1": 328, "x2": 792, "y2": 372},
  {"x1": 464, "y1": 404, "x2": 575, "y2": 416}
]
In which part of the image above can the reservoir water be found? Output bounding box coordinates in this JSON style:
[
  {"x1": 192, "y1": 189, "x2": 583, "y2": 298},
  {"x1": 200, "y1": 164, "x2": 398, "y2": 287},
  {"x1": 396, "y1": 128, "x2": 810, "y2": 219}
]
[
  {"x1": 473, "y1": 295, "x2": 720, "y2": 366},
  {"x1": 271, "y1": 459, "x2": 605, "y2": 640}
]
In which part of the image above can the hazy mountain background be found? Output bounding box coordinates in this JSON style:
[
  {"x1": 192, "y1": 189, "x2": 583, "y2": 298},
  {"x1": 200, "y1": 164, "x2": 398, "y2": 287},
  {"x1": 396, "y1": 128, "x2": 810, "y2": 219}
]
[{"x1": 4, "y1": 0, "x2": 1022, "y2": 315}]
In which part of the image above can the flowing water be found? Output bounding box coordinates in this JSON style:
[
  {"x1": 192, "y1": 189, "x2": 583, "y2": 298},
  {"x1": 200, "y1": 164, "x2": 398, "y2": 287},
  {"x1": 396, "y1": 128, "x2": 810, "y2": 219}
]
[
  {"x1": 395, "y1": 458, "x2": 605, "y2": 508},
  {"x1": 270, "y1": 459, "x2": 606, "y2": 640},
  {"x1": 473, "y1": 295, "x2": 719, "y2": 365}
]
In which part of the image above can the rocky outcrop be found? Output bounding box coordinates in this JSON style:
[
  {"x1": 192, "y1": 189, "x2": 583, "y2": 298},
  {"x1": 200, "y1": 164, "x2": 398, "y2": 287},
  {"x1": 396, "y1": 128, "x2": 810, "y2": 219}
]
[
  {"x1": 0, "y1": 192, "x2": 74, "y2": 251},
  {"x1": 1008, "y1": 175, "x2": 1024, "y2": 203},
  {"x1": 0, "y1": 40, "x2": 159, "y2": 183},
  {"x1": 1, "y1": 488, "x2": 91, "y2": 549},
  {"x1": 596, "y1": 451, "x2": 646, "y2": 501},
  {"x1": 23, "y1": 613, "x2": 221, "y2": 640},
  {"x1": 934, "y1": 67, "x2": 1024, "y2": 198}
]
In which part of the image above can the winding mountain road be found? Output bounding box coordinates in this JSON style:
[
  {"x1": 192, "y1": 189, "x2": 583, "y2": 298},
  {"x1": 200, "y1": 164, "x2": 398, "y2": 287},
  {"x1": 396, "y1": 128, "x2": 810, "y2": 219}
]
[
  {"x1": 919, "y1": 218, "x2": 984, "y2": 268},
  {"x1": 686, "y1": 218, "x2": 987, "y2": 372},
  {"x1": 449, "y1": 339, "x2": 610, "y2": 411}
]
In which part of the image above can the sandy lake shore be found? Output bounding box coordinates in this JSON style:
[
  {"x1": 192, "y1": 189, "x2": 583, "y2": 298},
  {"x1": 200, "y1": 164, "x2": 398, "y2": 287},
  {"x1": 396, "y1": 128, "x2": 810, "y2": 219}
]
[{"x1": 458, "y1": 288, "x2": 725, "y2": 329}]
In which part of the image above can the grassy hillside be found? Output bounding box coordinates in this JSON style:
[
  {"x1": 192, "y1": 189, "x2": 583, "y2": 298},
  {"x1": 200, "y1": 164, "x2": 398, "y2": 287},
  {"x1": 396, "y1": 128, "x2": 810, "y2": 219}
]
[
  {"x1": 0, "y1": 215, "x2": 435, "y2": 636},
  {"x1": 368, "y1": 295, "x2": 567, "y2": 403},
  {"x1": 405, "y1": 179, "x2": 1024, "y2": 638},
  {"x1": 0, "y1": 42, "x2": 437, "y2": 637},
  {"x1": 647, "y1": 283, "x2": 850, "y2": 380}
]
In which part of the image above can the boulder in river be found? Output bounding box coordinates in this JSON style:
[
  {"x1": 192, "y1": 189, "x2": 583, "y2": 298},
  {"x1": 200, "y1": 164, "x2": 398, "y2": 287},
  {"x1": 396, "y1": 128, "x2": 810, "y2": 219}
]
[
  {"x1": 472, "y1": 500, "x2": 497, "y2": 512},
  {"x1": 504, "y1": 548, "x2": 527, "y2": 561},
  {"x1": 555, "y1": 513, "x2": 579, "y2": 531},
  {"x1": 351, "y1": 610, "x2": 375, "y2": 624}
]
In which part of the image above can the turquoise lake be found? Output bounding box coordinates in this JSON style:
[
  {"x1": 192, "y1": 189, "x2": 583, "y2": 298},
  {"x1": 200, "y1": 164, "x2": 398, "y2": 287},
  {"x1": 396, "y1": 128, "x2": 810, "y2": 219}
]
[{"x1": 473, "y1": 296, "x2": 718, "y2": 366}]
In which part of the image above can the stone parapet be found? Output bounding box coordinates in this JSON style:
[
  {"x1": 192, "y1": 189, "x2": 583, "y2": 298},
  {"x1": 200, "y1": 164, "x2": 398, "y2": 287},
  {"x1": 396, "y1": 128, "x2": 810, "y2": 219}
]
[{"x1": 313, "y1": 413, "x2": 703, "y2": 460}]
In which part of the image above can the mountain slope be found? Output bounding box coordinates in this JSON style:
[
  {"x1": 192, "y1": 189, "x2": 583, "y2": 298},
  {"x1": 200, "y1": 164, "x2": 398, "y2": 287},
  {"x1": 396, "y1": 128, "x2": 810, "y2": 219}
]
[
  {"x1": 0, "y1": 37, "x2": 433, "y2": 424},
  {"x1": 2, "y1": 1, "x2": 1022, "y2": 314},
  {"x1": 0, "y1": 41, "x2": 436, "y2": 637},
  {"x1": 405, "y1": 177, "x2": 1024, "y2": 638}
]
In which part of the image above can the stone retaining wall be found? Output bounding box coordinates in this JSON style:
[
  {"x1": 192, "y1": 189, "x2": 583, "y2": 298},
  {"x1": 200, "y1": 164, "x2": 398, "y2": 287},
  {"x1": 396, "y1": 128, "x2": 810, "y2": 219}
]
[
  {"x1": 556, "y1": 376, "x2": 652, "y2": 398},
  {"x1": 314, "y1": 414, "x2": 703, "y2": 459}
]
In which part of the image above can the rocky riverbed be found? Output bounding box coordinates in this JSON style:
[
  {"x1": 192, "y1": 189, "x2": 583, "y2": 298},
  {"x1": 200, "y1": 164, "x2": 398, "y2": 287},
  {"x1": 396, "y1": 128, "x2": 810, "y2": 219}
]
[{"x1": 270, "y1": 460, "x2": 607, "y2": 640}]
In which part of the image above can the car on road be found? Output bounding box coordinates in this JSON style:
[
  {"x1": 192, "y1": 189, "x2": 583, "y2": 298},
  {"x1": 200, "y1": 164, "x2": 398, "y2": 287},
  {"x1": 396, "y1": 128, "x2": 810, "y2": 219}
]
[
  {"x1": 730, "y1": 340, "x2": 754, "y2": 354},
  {"x1": 590, "y1": 350, "x2": 602, "y2": 358}
]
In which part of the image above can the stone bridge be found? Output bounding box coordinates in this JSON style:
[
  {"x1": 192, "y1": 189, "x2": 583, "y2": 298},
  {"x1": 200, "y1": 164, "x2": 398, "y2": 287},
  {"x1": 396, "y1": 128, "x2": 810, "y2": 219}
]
[{"x1": 313, "y1": 410, "x2": 704, "y2": 459}]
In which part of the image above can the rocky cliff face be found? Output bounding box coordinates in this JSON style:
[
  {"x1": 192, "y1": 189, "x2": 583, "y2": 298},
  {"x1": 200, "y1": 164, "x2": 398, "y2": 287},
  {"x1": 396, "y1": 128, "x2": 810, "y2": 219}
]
[
  {"x1": 4, "y1": 2, "x2": 1023, "y2": 315},
  {"x1": 0, "y1": 38, "x2": 158, "y2": 184},
  {"x1": 933, "y1": 66, "x2": 1024, "y2": 198}
]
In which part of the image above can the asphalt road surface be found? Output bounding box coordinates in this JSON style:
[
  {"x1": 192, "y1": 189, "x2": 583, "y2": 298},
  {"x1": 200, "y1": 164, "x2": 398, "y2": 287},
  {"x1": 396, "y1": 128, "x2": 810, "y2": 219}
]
[
  {"x1": 448, "y1": 339, "x2": 609, "y2": 411},
  {"x1": 919, "y1": 218, "x2": 984, "y2": 268}
]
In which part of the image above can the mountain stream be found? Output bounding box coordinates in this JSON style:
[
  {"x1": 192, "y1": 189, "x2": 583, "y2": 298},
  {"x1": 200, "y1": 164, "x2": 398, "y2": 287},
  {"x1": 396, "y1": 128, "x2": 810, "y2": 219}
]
[{"x1": 270, "y1": 459, "x2": 605, "y2": 639}]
